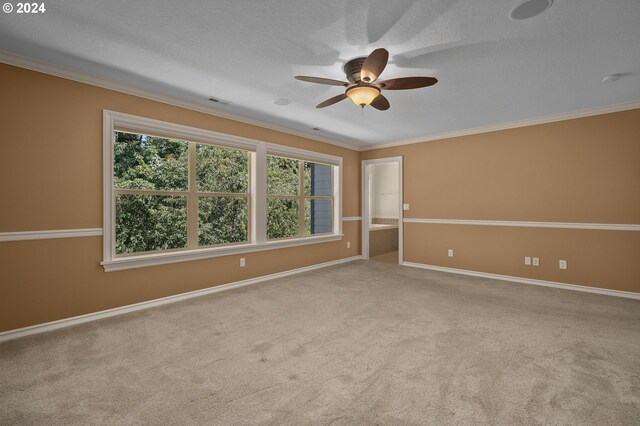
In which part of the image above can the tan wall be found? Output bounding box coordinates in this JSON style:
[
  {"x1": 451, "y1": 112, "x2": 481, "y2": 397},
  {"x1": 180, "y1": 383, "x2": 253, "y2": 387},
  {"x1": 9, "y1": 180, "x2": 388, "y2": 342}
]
[
  {"x1": 1, "y1": 62, "x2": 638, "y2": 332},
  {"x1": 0, "y1": 64, "x2": 361, "y2": 332},
  {"x1": 362, "y1": 109, "x2": 640, "y2": 292}
]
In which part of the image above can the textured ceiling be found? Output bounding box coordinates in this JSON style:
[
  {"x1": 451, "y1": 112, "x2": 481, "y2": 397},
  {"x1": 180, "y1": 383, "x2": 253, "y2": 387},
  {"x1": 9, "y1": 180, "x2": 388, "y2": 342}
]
[{"x1": 1, "y1": 0, "x2": 639, "y2": 149}]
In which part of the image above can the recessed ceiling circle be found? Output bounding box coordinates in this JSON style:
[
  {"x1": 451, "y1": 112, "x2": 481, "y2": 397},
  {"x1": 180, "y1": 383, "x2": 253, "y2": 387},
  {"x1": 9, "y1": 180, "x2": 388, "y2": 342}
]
[
  {"x1": 273, "y1": 98, "x2": 292, "y2": 106},
  {"x1": 509, "y1": 0, "x2": 553, "y2": 20}
]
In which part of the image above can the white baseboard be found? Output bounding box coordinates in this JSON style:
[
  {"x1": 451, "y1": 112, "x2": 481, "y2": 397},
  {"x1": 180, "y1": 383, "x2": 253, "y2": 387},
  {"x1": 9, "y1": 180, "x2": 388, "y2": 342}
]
[
  {"x1": 402, "y1": 262, "x2": 640, "y2": 300},
  {"x1": 0, "y1": 256, "x2": 362, "y2": 343}
]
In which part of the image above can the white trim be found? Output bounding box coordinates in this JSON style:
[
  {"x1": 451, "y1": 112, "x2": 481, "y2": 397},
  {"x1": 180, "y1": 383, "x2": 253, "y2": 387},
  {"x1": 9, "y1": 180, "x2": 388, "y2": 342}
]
[
  {"x1": 265, "y1": 142, "x2": 341, "y2": 166},
  {"x1": 403, "y1": 218, "x2": 640, "y2": 231},
  {"x1": 0, "y1": 51, "x2": 359, "y2": 151},
  {"x1": 4, "y1": 51, "x2": 638, "y2": 154},
  {"x1": 103, "y1": 110, "x2": 343, "y2": 271},
  {"x1": 253, "y1": 145, "x2": 267, "y2": 244},
  {"x1": 0, "y1": 228, "x2": 103, "y2": 242},
  {"x1": 337, "y1": 158, "x2": 344, "y2": 237},
  {"x1": 342, "y1": 216, "x2": 362, "y2": 221},
  {"x1": 401, "y1": 262, "x2": 640, "y2": 300},
  {"x1": 103, "y1": 110, "x2": 115, "y2": 261},
  {"x1": 361, "y1": 157, "x2": 403, "y2": 263},
  {"x1": 107, "y1": 110, "x2": 260, "y2": 151},
  {"x1": 102, "y1": 234, "x2": 343, "y2": 272},
  {"x1": 362, "y1": 101, "x2": 640, "y2": 151},
  {"x1": 0, "y1": 256, "x2": 362, "y2": 343}
]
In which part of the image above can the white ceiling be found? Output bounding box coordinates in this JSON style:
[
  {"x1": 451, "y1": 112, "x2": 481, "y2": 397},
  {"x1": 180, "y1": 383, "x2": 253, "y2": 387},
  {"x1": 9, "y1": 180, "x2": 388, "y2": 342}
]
[{"x1": 1, "y1": 0, "x2": 639, "y2": 149}]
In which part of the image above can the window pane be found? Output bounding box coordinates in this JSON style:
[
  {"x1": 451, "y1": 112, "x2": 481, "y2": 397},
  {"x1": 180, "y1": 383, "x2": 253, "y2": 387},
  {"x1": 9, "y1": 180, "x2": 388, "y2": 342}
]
[
  {"x1": 304, "y1": 162, "x2": 332, "y2": 196},
  {"x1": 114, "y1": 132, "x2": 188, "y2": 191},
  {"x1": 267, "y1": 198, "x2": 299, "y2": 239},
  {"x1": 196, "y1": 144, "x2": 249, "y2": 193},
  {"x1": 115, "y1": 194, "x2": 187, "y2": 254},
  {"x1": 305, "y1": 199, "x2": 333, "y2": 235},
  {"x1": 267, "y1": 156, "x2": 299, "y2": 195},
  {"x1": 199, "y1": 197, "x2": 248, "y2": 246}
]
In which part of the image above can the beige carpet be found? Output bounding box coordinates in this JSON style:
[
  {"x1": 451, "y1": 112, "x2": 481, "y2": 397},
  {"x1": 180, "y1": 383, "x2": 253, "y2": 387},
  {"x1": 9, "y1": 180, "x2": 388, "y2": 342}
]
[
  {"x1": 1, "y1": 260, "x2": 639, "y2": 425},
  {"x1": 370, "y1": 251, "x2": 399, "y2": 264}
]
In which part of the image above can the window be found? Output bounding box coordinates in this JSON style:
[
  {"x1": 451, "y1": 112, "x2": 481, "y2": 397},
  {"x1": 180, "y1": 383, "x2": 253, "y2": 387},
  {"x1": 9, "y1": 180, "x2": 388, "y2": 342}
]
[
  {"x1": 196, "y1": 144, "x2": 250, "y2": 247},
  {"x1": 266, "y1": 156, "x2": 333, "y2": 239},
  {"x1": 103, "y1": 111, "x2": 342, "y2": 271},
  {"x1": 112, "y1": 132, "x2": 250, "y2": 255},
  {"x1": 113, "y1": 133, "x2": 189, "y2": 255}
]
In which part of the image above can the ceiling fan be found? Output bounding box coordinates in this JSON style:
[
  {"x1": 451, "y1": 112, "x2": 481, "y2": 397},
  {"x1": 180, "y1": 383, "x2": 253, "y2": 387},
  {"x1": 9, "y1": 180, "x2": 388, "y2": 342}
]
[{"x1": 295, "y1": 48, "x2": 437, "y2": 110}]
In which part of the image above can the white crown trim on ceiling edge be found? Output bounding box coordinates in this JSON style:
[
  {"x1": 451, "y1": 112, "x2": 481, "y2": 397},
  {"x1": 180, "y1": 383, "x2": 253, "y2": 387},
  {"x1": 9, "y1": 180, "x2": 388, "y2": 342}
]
[
  {"x1": 1, "y1": 50, "x2": 639, "y2": 152},
  {"x1": 367, "y1": 100, "x2": 640, "y2": 150},
  {"x1": 0, "y1": 50, "x2": 358, "y2": 151}
]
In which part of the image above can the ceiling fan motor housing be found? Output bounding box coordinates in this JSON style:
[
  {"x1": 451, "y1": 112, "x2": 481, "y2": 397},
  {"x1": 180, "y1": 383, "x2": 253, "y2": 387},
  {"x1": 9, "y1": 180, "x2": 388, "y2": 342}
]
[{"x1": 343, "y1": 57, "x2": 367, "y2": 83}]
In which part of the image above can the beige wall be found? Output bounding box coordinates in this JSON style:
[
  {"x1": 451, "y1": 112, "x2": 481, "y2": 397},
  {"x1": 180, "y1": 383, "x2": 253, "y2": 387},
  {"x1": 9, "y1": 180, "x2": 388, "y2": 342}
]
[
  {"x1": 0, "y1": 64, "x2": 360, "y2": 332},
  {"x1": 1, "y1": 62, "x2": 638, "y2": 333},
  {"x1": 362, "y1": 109, "x2": 640, "y2": 293}
]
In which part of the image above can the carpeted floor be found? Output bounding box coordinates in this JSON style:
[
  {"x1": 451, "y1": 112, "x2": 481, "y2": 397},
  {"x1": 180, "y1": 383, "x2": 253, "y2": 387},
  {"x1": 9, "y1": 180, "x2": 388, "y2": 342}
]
[
  {"x1": 1, "y1": 260, "x2": 639, "y2": 425},
  {"x1": 370, "y1": 251, "x2": 399, "y2": 264}
]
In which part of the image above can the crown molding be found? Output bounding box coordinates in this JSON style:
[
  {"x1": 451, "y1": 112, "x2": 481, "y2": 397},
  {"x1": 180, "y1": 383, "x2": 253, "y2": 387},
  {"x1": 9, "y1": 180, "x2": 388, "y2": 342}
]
[
  {"x1": 0, "y1": 50, "x2": 359, "y2": 152},
  {"x1": 2, "y1": 50, "x2": 638, "y2": 153},
  {"x1": 360, "y1": 100, "x2": 640, "y2": 151}
]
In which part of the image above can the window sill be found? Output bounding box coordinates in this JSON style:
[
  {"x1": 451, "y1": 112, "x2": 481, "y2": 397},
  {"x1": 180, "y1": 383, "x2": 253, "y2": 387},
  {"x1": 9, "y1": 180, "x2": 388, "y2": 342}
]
[{"x1": 101, "y1": 234, "x2": 343, "y2": 272}]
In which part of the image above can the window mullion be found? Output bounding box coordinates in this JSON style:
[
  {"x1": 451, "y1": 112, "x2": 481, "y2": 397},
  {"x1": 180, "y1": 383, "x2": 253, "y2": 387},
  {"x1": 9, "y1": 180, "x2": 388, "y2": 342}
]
[
  {"x1": 298, "y1": 160, "x2": 305, "y2": 237},
  {"x1": 187, "y1": 142, "x2": 198, "y2": 249},
  {"x1": 254, "y1": 145, "x2": 267, "y2": 244}
]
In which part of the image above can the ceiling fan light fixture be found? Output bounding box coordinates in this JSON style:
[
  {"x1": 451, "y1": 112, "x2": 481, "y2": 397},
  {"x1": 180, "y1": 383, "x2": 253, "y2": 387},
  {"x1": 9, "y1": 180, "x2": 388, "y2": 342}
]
[{"x1": 346, "y1": 86, "x2": 380, "y2": 107}]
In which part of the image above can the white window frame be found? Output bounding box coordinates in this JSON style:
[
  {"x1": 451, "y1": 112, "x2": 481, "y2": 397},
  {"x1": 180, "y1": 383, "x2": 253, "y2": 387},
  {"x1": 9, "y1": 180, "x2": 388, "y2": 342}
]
[
  {"x1": 265, "y1": 153, "x2": 335, "y2": 240},
  {"x1": 102, "y1": 110, "x2": 343, "y2": 272}
]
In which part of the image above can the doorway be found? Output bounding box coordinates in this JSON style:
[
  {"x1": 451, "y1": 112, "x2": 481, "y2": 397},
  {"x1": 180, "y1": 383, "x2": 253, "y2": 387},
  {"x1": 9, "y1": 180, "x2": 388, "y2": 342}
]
[{"x1": 361, "y1": 157, "x2": 403, "y2": 264}]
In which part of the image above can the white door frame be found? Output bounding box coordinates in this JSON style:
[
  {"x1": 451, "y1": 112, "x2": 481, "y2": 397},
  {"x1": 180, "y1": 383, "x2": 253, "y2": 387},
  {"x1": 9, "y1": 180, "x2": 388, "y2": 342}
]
[{"x1": 361, "y1": 156, "x2": 403, "y2": 263}]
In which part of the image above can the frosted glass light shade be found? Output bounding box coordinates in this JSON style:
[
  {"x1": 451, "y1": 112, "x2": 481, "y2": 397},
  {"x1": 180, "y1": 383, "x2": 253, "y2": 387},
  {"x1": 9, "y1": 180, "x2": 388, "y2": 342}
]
[{"x1": 346, "y1": 86, "x2": 380, "y2": 107}]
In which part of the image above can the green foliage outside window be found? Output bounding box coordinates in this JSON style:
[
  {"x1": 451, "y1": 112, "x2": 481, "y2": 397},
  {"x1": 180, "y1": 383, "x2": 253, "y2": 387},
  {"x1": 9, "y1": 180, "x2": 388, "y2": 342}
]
[
  {"x1": 267, "y1": 156, "x2": 299, "y2": 195},
  {"x1": 199, "y1": 197, "x2": 248, "y2": 246},
  {"x1": 115, "y1": 194, "x2": 187, "y2": 254},
  {"x1": 113, "y1": 132, "x2": 333, "y2": 255},
  {"x1": 267, "y1": 198, "x2": 299, "y2": 239},
  {"x1": 114, "y1": 132, "x2": 249, "y2": 254},
  {"x1": 196, "y1": 144, "x2": 249, "y2": 193},
  {"x1": 114, "y1": 132, "x2": 188, "y2": 191}
]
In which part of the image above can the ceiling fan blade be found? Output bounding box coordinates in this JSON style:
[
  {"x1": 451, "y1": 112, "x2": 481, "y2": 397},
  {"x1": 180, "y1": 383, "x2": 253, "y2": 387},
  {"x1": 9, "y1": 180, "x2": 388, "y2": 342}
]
[
  {"x1": 370, "y1": 94, "x2": 390, "y2": 111},
  {"x1": 360, "y1": 48, "x2": 389, "y2": 83},
  {"x1": 295, "y1": 76, "x2": 349, "y2": 87},
  {"x1": 316, "y1": 93, "x2": 348, "y2": 108},
  {"x1": 379, "y1": 76, "x2": 438, "y2": 90}
]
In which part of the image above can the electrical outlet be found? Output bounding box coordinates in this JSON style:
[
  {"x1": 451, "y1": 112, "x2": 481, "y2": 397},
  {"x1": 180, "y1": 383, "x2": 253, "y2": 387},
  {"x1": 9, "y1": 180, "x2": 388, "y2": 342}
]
[
  {"x1": 448, "y1": 249, "x2": 454, "y2": 257},
  {"x1": 532, "y1": 257, "x2": 540, "y2": 267},
  {"x1": 524, "y1": 256, "x2": 531, "y2": 265},
  {"x1": 240, "y1": 258, "x2": 246, "y2": 267},
  {"x1": 559, "y1": 259, "x2": 567, "y2": 270},
  {"x1": 403, "y1": 203, "x2": 410, "y2": 211},
  {"x1": 347, "y1": 241, "x2": 351, "y2": 249}
]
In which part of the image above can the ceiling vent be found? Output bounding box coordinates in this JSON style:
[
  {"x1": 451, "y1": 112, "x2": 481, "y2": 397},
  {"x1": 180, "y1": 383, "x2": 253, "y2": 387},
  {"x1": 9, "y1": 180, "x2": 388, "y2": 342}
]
[{"x1": 208, "y1": 97, "x2": 232, "y2": 106}]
